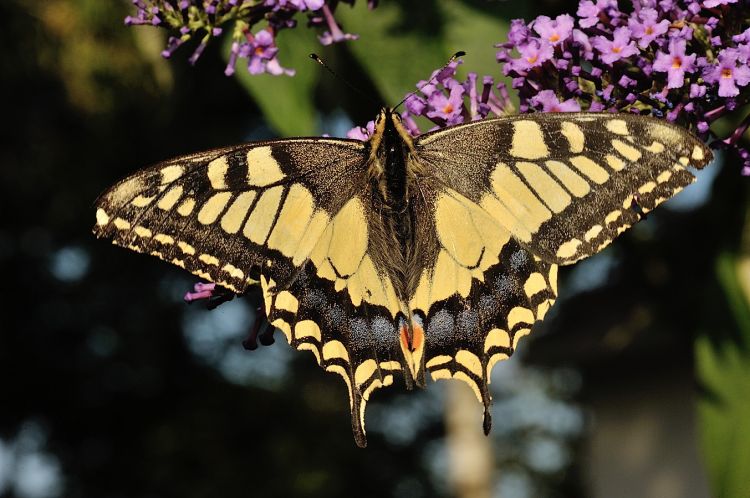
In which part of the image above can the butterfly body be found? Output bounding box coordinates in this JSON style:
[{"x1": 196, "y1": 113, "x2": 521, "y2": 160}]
[{"x1": 94, "y1": 109, "x2": 711, "y2": 447}]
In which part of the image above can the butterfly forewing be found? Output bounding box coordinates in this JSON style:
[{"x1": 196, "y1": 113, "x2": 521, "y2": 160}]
[
  {"x1": 414, "y1": 113, "x2": 712, "y2": 264},
  {"x1": 95, "y1": 139, "x2": 369, "y2": 290}
]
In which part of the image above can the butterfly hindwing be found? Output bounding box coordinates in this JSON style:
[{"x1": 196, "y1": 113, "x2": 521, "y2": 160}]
[
  {"x1": 414, "y1": 113, "x2": 712, "y2": 264},
  {"x1": 258, "y1": 192, "x2": 408, "y2": 447},
  {"x1": 262, "y1": 263, "x2": 405, "y2": 448},
  {"x1": 405, "y1": 182, "x2": 558, "y2": 428}
]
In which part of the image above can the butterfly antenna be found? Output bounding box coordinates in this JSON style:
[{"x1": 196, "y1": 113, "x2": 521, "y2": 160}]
[
  {"x1": 309, "y1": 53, "x2": 379, "y2": 108},
  {"x1": 394, "y1": 51, "x2": 466, "y2": 111}
]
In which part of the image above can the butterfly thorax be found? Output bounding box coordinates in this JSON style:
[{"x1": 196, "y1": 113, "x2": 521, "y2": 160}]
[
  {"x1": 365, "y1": 109, "x2": 420, "y2": 298},
  {"x1": 367, "y1": 108, "x2": 415, "y2": 203}
]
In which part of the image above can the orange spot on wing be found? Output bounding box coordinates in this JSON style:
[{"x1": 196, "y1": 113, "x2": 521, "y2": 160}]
[
  {"x1": 411, "y1": 323, "x2": 424, "y2": 352},
  {"x1": 400, "y1": 323, "x2": 410, "y2": 351}
]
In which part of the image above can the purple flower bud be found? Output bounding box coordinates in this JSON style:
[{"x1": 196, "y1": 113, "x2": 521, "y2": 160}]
[
  {"x1": 572, "y1": 29, "x2": 594, "y2": 59},
  {"x1": 703, "y1": 0, "x2": 738, "y2": 7},
  {"x1": 400, "y1": 114, "x2": 422, "y2": 135},
  {"x1": 346, "y1": 120, "x2": 375, "y2": 140},
  {"x1": 530, "y1": 90, "x2": 582, "y2": 112},
  {"x1": 184, "y1": 282, "x2": 217, "y2": 302},
  {"x1": 317, "y1": 4, "x2": 358, "y2": 45},
  {"x1": 508, "y1": 18, "x2": 531, "y2": 45},
  {"x1": 188, "y1": 41, "x2": 207, "y2": 65},
  {"x1": 733, "y1": 27, "x2": 750, "y2": 43},
  {"x1": 618, "y1": 75, "x2": 636, "y2": 87},
  {"x1": 404, "y1": 95, "x2": 426, "y2": 115}
]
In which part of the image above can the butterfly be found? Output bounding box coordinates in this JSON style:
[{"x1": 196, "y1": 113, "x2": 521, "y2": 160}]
[{"x1": 94, "y1": 109, "x2": 711, "y2": 447}]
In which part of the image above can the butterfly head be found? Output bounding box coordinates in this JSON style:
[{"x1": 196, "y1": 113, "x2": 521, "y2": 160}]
[{"x1": 372, "y1": 108, "x2": 413, "y2": 149}]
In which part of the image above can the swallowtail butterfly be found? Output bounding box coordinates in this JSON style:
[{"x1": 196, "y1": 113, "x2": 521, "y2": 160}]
[{"x1": 94, "y1": 109, "x2": 711, "y2": 446}]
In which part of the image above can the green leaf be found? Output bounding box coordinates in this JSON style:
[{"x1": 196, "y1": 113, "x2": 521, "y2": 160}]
[
  {"x1": 696, "y1": 252, "x2": 750, "y2": 498},
  {"x1": 335, "y1": 1, "x2": 447, "y2": 106},
  {"x1": 440, "y1": 1, "x2": 508, "y2": 81},
  {"x1": 228, "y1": 27, "x2": 320, "y2": 136},
  {"x1": 337, "y1": 0, "x2": 518, "y2": 109}
]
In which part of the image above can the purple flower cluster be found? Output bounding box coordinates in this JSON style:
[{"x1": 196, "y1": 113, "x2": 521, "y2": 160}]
[
  {"x1": 347, "y1": 60, "x2": 515, "y2": 139},
  {"x1": 125, "y1": 0, "x2": 376, "y2": 76},
  {"x1": 496, "y1": 0, "x2": 750, "y2": 172}
]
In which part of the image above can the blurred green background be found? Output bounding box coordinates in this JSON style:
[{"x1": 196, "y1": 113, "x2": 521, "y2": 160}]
[{"x1": 2, "y1": 0, "x2": 749, "y2": 497}]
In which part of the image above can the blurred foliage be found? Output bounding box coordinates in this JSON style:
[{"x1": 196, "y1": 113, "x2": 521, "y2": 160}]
[
  {"x1": 696, "y1": 252, "x2": 750, "y2": 498},
  {"x1": 4, "y1": 0, "x2": 750, "y2": 497}
]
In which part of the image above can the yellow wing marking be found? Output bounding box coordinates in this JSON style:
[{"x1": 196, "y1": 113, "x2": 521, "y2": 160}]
[
  {"x1": 605, "y1": 154, "x2": 625, "y2": 171},
  {"x1": 267, "y1": 184, "x2": 316, "y2": 257},
  {"x1": 455, "y1": 350, "x2": 482, "y2": 377},
  {"x1": 292, "y1": 210, "x2": 330, "y2": 266},
  {"x1": 243, "y1": 186, "x2": 283, "y2": 243},
  {"x1": 644, "y1": 141, "x2": 665, "y2": 153},
  {"x1": 197, "y1": 192, "x2": 232, "y2": 225},
  {"x1": 605, "y1": 119, "x2": 630, "y2": 135},
  {"x1": 274, "y1": 291, "x2": 299, "y2": 313},
  {"x1": 556, "y1": 239, "x2": 582, "y2": 258},
  {"x1": 516, "y1": 161, "x2": 572, "y2": 213},
  {"x1": 569, "y1": 156, "x2": 610, "y2": 184},
  {"x1": 510, "y1": 120, "x2": 548, "y2": 159},
  {"x1": 262, "y1": 277, "x2": 403, "y2": 447},
  {"x1": 160, "y1": 165, "x2": 184, "y2": 183},
  {"x1": 411, "y1": 189, "x2": 511, "y2": 312},
  {"x1": 176, "y1": 197, "x2": 195, "y2": 216},
  {"x1": 157, "y1": 186, "x2": 183, "y2": 211},
  {"x1": 207, "y1": 156, "x2": 229, "y2": 189},
  {"x1": 560, "y1": 121, "x2": 585, "y2": 153},
  {"x1": 323, "y1": 340, "x2": 350, "y2": 363},
  {"x1": 545, "y1": 160, "x2": 591, "y2": 197},
  {"x1": 484, "y1": 162, "x2": 552, "y2": 242},
  {"x1": 294, "y1": 320, "x2": 322, "y2": 341},
  {"x1": 611, "y1": 139, "x2": 642, "y2": 162},
  {"x1": 309, "y1": 197, "x2": 402, "y2": 316},
  {"x1": 246, "y1": 146, "x2": 286, "y2": 186},
  {"x1": 425, "y1": 355, "x2": 452, "y2": 369},
  {"x1": 220, "y1": 191, "x2": 256, "y2": 234}
]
